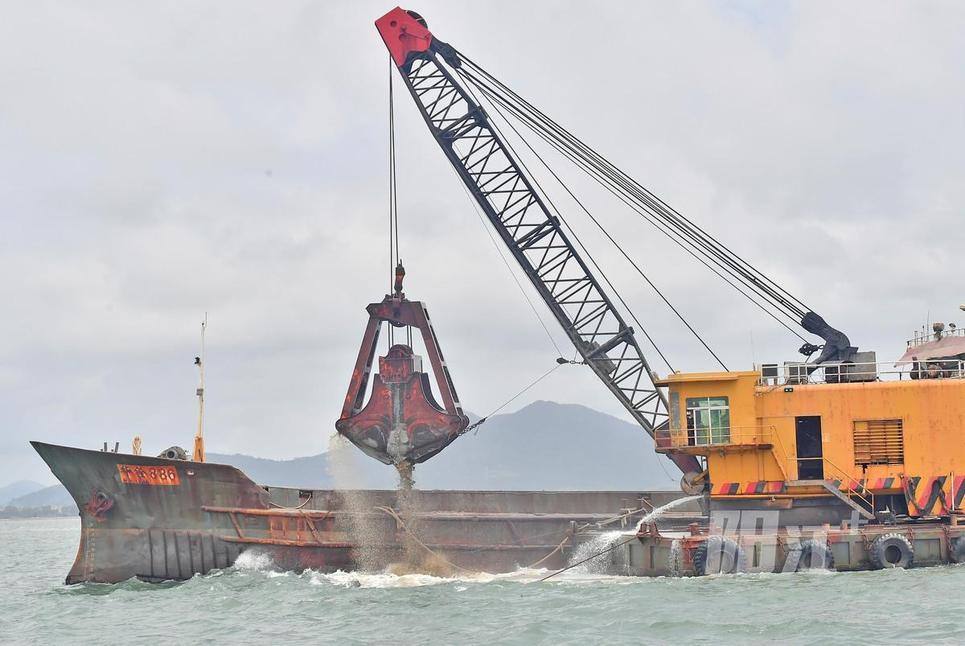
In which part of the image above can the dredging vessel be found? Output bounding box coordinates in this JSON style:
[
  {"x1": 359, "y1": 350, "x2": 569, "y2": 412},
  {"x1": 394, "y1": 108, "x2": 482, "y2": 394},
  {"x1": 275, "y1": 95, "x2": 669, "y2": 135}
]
[{"x1": 33, "y1": 7, "x2": 965, "y2": 582}]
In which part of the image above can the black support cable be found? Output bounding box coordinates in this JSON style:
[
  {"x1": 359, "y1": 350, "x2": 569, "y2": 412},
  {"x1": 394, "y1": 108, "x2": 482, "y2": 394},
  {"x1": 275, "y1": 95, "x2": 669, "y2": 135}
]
[
  {"x1": 457, "y1": 57, "x2": 798, "y2": 303},
  {"x1": 455, "y1": 53, "x2": 813, "y2": 327},
  {"x1": 468, "y1": 71, "x2": 807, "y2": 330},
  {"x1": 465, "y1": 62, "x2": 812, "y2": 323},
  {"x1": 471, "y1": 73, "x2": 730, "y2": 371},
  {"x1": 471, "y1": 82, "x2": 808, "y2": 342},
  {"x1": 457, "y1": 69, "x2": 678, "y2": 373},
  {"x1": 461, "y1": 66, "x2": 800, "y2": 315},
  {"x1": 387, "y1": 55, "x2": 397, "y2": 346}
]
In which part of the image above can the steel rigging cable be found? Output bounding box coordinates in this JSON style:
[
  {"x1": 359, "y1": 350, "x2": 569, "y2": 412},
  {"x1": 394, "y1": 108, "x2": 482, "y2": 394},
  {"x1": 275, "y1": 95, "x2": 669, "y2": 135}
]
[
  {"x1": 454, "y1": 51, "x2": 812, "y2": 333},
  {"x1": 468, "y1": 74, "x2": 730, "y2": 370},
  {"x1": 462, "y1": 60, "x2": 808, "y2": 323},
  {"x1": 470, "y1": 80, "x2": 808, "y2": 343},
  {"x1": 388, "y1": 55, "x2": 414, "y2": 348},
  {"x1": 456, "y1": 69, "x2": 681, "y2": 372}
]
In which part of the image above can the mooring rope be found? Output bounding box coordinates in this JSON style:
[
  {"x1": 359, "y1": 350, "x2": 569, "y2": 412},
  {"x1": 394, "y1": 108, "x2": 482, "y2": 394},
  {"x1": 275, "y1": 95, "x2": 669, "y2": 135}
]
[
  {"x1": 376, "y1": 505, "x2": 471, "y2": 573},
  {"x1": 526, "y1": 535, "x2": 571, "y2": 570},
  {"x1": 538, "y1": 535, "x2": 637, "y2": 582},
  {"x1": 268, "y1": 492, "x2": 314, "y2": 510},
  {"x1": 375, "y1": 505, "x2": 576, "y2": 574}
]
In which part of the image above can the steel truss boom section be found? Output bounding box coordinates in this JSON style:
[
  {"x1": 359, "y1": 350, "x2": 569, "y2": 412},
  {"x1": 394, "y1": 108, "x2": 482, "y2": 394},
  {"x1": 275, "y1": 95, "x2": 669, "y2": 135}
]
[{"x1": 375, "y1": 8, "x2": 699, "y2": 474}]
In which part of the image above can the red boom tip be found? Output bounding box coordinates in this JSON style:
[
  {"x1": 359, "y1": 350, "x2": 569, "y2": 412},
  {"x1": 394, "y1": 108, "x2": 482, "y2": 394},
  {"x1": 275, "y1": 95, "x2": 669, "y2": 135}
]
[{"x1": 375, "y1": 7, "x2": 433, "y2": 67}]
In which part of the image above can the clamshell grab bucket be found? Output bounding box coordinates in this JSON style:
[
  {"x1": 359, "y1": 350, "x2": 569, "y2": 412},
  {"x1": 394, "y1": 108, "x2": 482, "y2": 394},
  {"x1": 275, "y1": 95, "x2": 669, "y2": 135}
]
[{"x1": 335, "y1": 279, "x2": 469, "y2": 465}]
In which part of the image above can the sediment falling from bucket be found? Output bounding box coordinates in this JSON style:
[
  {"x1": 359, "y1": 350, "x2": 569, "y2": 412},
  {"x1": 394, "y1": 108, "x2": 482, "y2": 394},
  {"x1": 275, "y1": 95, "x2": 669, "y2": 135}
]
[
  {"x1": 326, "y1": 434, "x2": 386, "y2": 571},
  {"x1": 387, "y1": 462, "x2": 457, "y2": 577}
]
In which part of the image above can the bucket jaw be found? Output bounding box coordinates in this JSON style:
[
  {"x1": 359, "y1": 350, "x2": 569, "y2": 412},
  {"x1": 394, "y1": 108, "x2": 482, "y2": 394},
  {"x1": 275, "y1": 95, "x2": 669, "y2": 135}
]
[{"x1": 335, "y1": 280, "x2": 469, "y2": 465}]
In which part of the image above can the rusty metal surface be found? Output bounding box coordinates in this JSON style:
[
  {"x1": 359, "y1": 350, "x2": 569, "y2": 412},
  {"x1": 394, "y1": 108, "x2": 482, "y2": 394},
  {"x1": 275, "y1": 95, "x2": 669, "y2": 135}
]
[
  {"x1": 32, "y1": 441, "x2": 270, "y2": 583},
  {"x1": 336, "y1": 283, "x2": 469, "y2": 465}
]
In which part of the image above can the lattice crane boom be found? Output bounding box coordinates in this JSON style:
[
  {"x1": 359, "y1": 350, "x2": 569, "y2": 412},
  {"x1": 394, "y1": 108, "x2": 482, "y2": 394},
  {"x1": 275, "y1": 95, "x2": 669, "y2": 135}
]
[{"x1": 375, "y1": 7, "x2": 700, "y2": 475}]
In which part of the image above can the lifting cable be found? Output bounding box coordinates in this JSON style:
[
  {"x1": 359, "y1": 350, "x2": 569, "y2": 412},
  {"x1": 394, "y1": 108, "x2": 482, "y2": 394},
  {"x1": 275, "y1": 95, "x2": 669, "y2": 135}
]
[
  {"x1": 387, "y1": 55, "x2": 399, "y2": 345},
  {"x1": 388, "y1": 56, "x2": 414, "y2": 348},
  {"x1": 455, "y1": 52, "x2": 812, "y2": 334}
]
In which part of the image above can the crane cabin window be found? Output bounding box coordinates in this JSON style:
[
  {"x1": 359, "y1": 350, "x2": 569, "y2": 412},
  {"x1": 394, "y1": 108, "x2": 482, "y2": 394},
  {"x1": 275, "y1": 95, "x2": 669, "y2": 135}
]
[{"x1": 685, "y1": 397, "x2": 730, "y2": 445}]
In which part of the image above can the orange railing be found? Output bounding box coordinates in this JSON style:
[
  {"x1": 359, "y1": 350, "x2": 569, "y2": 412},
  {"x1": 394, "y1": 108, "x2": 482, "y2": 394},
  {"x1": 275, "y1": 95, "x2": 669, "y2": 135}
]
[{"x1": 665, "y1": 425, "x2": 778, "y2": 450}]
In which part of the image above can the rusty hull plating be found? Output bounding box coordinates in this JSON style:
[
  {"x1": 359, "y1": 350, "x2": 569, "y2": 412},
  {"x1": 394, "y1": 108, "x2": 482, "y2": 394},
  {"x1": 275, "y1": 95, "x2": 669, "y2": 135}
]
[{"x1": 31, "y1": 440, "x2": 698, "y2": 583}]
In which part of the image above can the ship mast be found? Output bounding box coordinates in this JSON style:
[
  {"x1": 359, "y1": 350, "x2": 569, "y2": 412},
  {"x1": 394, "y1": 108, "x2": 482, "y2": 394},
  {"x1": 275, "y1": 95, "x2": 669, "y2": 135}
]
[{"x1": 193, "y1": 314, "x2": 207, "y2": 462}]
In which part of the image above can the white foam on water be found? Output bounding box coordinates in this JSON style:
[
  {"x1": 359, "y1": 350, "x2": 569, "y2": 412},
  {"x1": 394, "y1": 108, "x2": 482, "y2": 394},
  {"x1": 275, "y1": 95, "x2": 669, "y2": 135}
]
[
  {"x1": 567, "y1": 531, "x2": 626, "y2": 574},
  {"x1": 668, "y1": 539, "x2": 683, "y2": 577},
  {"x1": 306, "y1": 566, "x2": 563, "y2": 589},
  {"x1": 232, "y1": 551, "x2": 275, "y2": 573},
  {"x1": 310, "y1": 569, "x2": 455, "y2": 589},
  {"x1": 551, "y1": 495, "x2": 704, "y2": 578}
]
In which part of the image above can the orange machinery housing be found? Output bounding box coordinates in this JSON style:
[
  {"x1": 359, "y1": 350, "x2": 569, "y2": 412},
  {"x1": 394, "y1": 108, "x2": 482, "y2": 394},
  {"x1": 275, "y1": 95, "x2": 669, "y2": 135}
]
[{"x1": 655, "y1": 365, "x2": 965, "y2": 521}]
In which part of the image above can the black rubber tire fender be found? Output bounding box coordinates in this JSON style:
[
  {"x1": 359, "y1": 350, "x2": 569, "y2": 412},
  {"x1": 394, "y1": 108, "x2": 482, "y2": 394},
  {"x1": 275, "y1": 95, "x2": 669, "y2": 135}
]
[
  {"x1": 868, "y1": 533, "x2": 914, "y2": 569},
  {"x1": 793, "y1": 539, "x2": 835, "y2": 571},
  {"x1": 692, "y1": 536, "x2": 744, "y2": 576},
  {"x1": 951, "y1": 536, "x2": 965, "y2": 563}
]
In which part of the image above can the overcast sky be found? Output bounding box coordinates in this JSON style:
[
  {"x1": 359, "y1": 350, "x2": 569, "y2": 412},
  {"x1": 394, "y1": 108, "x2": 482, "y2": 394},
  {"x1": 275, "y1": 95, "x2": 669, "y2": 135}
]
[{"x1": 3, "y1": 1, "x2": 963, "y2": 484}]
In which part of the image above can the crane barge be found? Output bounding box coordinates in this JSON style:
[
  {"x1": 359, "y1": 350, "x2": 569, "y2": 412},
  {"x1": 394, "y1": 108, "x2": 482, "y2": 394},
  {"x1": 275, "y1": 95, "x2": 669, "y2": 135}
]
[
  {"x1": 29, "y1": 7, "x2": 965, "y2": 582},
  {"x1": 371, "y1": 7, "x2": 965, "y2": 574}
]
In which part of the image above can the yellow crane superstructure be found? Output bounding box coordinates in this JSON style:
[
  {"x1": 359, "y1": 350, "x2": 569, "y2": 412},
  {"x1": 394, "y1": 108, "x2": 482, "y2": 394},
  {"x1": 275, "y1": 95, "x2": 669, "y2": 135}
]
[{"x1": 656, "y1": 347, "x2": 965, "y2": 521}]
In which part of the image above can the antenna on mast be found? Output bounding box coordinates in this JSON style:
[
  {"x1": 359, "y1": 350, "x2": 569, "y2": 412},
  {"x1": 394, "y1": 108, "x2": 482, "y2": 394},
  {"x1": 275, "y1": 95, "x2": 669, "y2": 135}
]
[{"x1": 193, "y1": 314, "x2": 207, "y2": 463}]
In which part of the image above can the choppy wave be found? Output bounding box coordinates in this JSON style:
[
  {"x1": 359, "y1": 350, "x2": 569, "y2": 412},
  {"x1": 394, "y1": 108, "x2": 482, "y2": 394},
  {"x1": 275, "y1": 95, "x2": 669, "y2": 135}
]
[{"x1": 9, "y1": 518, "x2": 965, "y2": 645}]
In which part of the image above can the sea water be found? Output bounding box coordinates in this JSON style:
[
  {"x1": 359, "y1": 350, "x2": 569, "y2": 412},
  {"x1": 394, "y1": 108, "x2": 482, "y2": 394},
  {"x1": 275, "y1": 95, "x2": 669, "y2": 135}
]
[{"x1": 3, "y1": 517, "x2": 964, "y2": 645}]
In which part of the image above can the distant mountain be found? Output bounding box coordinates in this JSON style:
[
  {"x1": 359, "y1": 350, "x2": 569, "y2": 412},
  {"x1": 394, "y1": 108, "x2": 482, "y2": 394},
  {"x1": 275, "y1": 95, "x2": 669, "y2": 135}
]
[
  {"x1": 7, "y1": 484, "x2": 75, "y2": 509},
  {"x1": 0, "y1": 480, "x2": 45, "y2": 506},
  {"x1": 209, "y1": 401, "x2": 677, "y2": 490},
  {"x1": 205, "y1": 452, "x2": 337, "y2": 489},
  {"x1": 21, "y1": 401, "x2": 679, "y2": 508},
  {"x1": 414, "y1": 401, "x2": 678, "y2": 490}
]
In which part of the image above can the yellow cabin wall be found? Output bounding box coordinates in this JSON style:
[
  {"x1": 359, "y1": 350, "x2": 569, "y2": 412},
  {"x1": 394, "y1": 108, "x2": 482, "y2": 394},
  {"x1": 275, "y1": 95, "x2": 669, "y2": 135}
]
[
  {"x1": 666, "y1": 372, "x2": 786, "y2": 485},
  {"x1": 756, "y1": 379, "x2": 965, "y2": 483},
  {"x1": 663, "y1": 372, "x2": 965, "y2": 487}
]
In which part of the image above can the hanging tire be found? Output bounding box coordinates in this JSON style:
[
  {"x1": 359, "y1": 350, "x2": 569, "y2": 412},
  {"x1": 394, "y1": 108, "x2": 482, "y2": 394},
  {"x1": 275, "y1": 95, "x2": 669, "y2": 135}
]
[
  {"x1": 791, "y1": 539, "x2": 834, "y2": 571},
  {"x1": 950, "y1": 537, "x2": 965, "y2": 563},
  {"x1": 693, "y1": 536, "x2": 744, "y2": 575},
  {"x1": 868, "y1": 533, "x2": 914, "y2": 569}
]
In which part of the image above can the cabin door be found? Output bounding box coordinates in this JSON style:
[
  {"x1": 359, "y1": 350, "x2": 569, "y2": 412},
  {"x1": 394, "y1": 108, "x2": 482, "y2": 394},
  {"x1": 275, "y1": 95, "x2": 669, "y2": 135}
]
[{"x1": 795, "y1": 416, "x2": 824, "y2": 480}]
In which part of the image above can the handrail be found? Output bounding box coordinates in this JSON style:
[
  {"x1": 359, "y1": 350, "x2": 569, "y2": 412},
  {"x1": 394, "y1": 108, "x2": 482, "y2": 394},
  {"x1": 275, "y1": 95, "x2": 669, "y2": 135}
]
[
  {"x1": 821, "y1": 456, "x2": 875, "y2": 513},
  {"x1": 908, "y1": 327, "x2": 965, "y2": 347},
  {"x1": 666, "y1": 425, "x2": 772, "y2": 448},
  {"x1": 757, "y1": 359, "x2": 965, "y2": 386},
  {"x1": 766, "y1": 426, "x2": 793, "y2": 481}
]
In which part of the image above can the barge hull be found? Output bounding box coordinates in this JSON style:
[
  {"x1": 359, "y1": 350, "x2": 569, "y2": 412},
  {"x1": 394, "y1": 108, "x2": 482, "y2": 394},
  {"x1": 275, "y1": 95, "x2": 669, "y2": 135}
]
[{"x1": 32, "y1": 441, "x2": 699, "y2": 583}]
